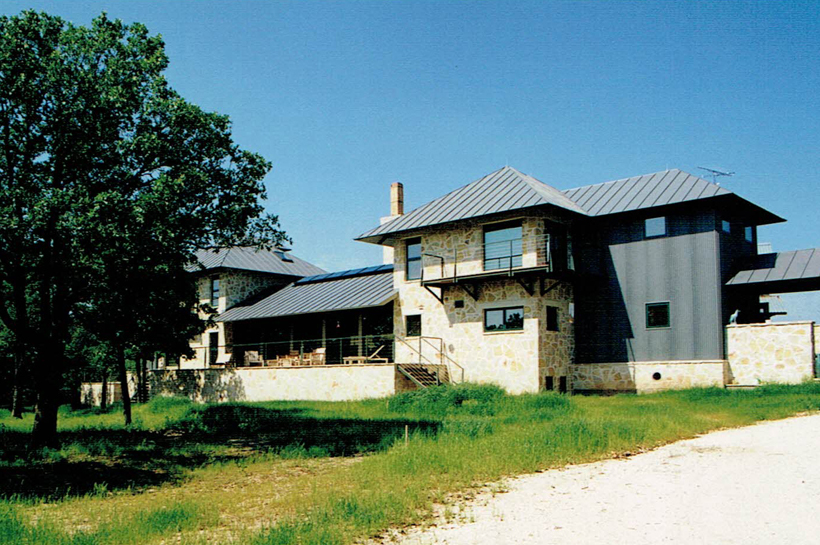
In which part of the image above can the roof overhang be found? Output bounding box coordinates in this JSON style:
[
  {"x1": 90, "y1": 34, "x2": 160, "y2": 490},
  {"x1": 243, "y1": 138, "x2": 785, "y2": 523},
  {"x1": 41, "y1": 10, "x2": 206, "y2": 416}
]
[{"x1": 726, "y1": 248, "x2": 820, "y2": 294}]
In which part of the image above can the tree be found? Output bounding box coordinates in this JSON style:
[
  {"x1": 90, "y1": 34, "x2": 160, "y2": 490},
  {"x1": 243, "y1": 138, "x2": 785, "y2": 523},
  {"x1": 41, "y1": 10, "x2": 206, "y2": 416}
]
[{"x1": 0, "y1": 11, "x2": 286, "y2": 447}]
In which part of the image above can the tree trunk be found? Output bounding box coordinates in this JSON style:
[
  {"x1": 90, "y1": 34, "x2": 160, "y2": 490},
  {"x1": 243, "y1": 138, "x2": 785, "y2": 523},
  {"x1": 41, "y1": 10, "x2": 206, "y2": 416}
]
[
  {"x1": 11, "y1": 347, "x2": 24, "y2": 418},
  {"x1": 31, "y1": 349, "x2": 61, "y2": 449},
  {"x1": 100, "y1": 371, "x2": 108, "y2": 412},
  {"x1": 117, "y1": 343, "x2": 132, "y2": 426}
]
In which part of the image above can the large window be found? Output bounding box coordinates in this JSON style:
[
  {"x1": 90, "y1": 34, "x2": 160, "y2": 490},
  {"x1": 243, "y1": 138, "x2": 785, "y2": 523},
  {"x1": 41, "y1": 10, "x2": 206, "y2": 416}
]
[
  {"x1": 406, "y1": 314, "x2": 422, "y2": 337},
  {"x1": 406, "y1": 238, "x2": 422, "y2": 280},
  {"x1": 210, "y1": 277, "x2": 220, "y2": 307},
  {"x1": 645, "y1": 217, "x2": 666, "y2": 238},
  {"x1": 646, "y1": 302, "x2": 670, "y2": 329},
  {"x1": 484, "y1": 221, "x2": 522, "y2": 270},
  {"x1": 484, "y1": 306, "x2": 524, "y2": 332}
]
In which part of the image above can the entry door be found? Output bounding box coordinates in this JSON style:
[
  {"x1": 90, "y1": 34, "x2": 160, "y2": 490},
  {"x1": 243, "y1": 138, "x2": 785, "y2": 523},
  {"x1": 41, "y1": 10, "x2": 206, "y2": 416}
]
[{"x1": 208, "y1": 332, "x2": 219, "y2": 366}]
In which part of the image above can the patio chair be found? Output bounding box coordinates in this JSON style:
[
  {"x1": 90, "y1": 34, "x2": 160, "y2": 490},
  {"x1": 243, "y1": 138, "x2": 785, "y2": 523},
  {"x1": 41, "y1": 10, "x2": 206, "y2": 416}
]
[
  {"x1": 244, "y1": 350, "x2": 262, "y2": 367},
  {"x1": 306, "y1": 347, "x2": 326, "y2": 366},
  {"x1": 343, "y1": 345, "x2": 388, "y2": 365}
]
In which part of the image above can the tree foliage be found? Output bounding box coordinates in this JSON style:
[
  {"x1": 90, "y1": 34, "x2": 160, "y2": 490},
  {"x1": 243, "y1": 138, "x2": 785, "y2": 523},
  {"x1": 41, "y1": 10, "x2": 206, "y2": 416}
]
[{"x1": 0, "y1": 11, "x2": 286, "y2": 446}]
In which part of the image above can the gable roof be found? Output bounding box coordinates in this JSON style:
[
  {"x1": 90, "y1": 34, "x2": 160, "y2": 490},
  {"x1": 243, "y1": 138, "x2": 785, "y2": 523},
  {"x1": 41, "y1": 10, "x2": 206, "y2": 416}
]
[
  {"x1": 188, "y1": 246, "x2": 325, "y2": 277},
  {"x1": 217, "y1": 265, "x2": 395, "y2": 322},
  {"x1": 563, "y1": 169, "x2": 784, "y2": 224},
  {"x1": 356, "y1": 166, "x2": 588, "y2": 243}
]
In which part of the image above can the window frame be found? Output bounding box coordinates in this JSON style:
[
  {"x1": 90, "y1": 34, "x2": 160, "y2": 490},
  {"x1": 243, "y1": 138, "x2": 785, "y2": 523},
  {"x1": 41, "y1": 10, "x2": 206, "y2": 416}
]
[
  {"x1": 405, "y1": 238, "x2": 422, "y2": 281},
  {"x1": 646, "y1": 301, "x2": 671, "y2": 330},
  {"x1": 644, "y1": 216, "x2": 667, "y2": 239},
  {"x1": 210, "y1": 277, "x2": 220, "y2": 307},
  {"x1": 405, "y1": 314, "x2": 422, "y2": 337},
  {"x1": 546, "y1": 306, "x2": 560, "y2": 332},
  {"x1": 484, "y1": 306, "x2": 525, "y2": 333},
  {"x1": 483, "y1": 220, "x2": 523, "y2": 271}
]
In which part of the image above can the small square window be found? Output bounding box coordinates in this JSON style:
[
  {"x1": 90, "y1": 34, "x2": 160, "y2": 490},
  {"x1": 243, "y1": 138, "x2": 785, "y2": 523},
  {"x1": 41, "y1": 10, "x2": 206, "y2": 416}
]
[
  {"x1": 721, "y1": 220, "x2": 731, "y2": 233},
  {"x1": 406, "y1": 315, "x2": 422, "y2": 337},
  {"x1": 645, "y1": 217, "x2": 666, "y2": 238},
  {"x1": 646, "y1": 302, "x2": 670, "y2": 329},
  {"x1": 484, "y1": 306, "x2": 524, "y2": 332},
  {"x1": 745, "y1": 226, "x2": 754, "y2": 243},
  {"x1": 546, "y1": 306, "x2": 559, "y2": 332}
]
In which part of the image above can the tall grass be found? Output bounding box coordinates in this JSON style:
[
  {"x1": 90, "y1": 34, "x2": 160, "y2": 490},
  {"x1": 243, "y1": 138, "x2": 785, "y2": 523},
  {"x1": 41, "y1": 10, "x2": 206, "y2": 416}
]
[{"x1": 1, "y1": 383, "x2": 819, "y2": 545}]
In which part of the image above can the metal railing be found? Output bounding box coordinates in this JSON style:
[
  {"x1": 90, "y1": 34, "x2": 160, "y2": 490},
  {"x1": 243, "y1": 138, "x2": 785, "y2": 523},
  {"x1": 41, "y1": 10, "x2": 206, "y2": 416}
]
[
  {"x1": 157, "y1": 334, "x2": 396, "y2": 368},
  {"x1": 395, "y1": 335, "x2": 464, "y2": 384},
  {"x1": 420, "y1": 234, "x2": 564, "y2": 283}
]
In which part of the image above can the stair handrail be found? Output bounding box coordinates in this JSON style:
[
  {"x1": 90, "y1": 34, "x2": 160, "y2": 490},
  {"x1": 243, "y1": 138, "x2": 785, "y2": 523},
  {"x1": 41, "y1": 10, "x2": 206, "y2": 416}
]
[{"x1": 397, "y1": 335, "x2": 464, "y2": 384}]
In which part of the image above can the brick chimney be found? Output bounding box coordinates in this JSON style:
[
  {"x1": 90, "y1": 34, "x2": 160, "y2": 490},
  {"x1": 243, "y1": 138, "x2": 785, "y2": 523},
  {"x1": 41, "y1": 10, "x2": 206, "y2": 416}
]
[{"x1": 381, "y1": 181, "x2": 404, "y2": 264}]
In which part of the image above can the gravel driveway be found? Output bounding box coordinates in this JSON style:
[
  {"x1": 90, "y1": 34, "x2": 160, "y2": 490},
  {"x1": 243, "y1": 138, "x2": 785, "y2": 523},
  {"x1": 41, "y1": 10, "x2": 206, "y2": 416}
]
[{"x1": 393, "y1": 414, "x2": 820, "y2": 545}]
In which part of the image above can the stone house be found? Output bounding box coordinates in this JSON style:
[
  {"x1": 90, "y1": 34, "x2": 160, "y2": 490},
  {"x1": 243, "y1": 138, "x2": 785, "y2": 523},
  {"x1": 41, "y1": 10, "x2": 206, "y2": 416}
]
[{"x1": 146, "y1": 166, "x2": 820, "y2": 401}]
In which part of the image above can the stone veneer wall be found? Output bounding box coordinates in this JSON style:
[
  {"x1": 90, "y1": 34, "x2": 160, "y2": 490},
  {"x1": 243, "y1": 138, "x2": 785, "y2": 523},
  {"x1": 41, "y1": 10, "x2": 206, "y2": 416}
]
[
  {"x1": 181, "y1": 271, "x2": 289, "y2": 369},
  {"x1": 80, "y1": 374, "x2": 138, "y2": 406},
  {"x1": 726, "y1": 321, "x2": 816, "y2": 385},
  {"x1": 150, "y1": 364, "x2": 414, "y2": 403},
  {"x1": 393, "y1": 213, "x2": 574, "y2": 394},
  {"x1": 571, "y1": 361, "x2": 726, "y2": 393}
]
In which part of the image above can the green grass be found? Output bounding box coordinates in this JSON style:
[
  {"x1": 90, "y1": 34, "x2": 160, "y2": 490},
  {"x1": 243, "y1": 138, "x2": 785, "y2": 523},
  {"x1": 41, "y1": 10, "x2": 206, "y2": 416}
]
[{"x1": 1, "y1": 383, "x2": 819, "y2": 544}]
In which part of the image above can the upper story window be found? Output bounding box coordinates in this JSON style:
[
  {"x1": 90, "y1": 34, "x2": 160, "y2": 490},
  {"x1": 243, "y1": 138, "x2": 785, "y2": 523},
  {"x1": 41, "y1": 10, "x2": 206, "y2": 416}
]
[
  {"x1": 721, "y1": 219, "x2": 731, "y2": 233},
  {"x1": 210, "y1": 277, "x2": 220, "y2": 307},
  {"x1": 645, "y1": 217, "x2": 666, "y2": 238},
  {"x1": 484, "y1": 221, "x2": 522, "y2": 270},
  {"x1": 406, "y1": 238, "x2": 422, "y2": 280},
  {"x1": 546, "y1": 306, "x2": 559, "y2": 332},
  {"x1": 485, "y1": 306, "x2": 524, "y2": 332},
  {"x1": 744, "y1": 226, "x2": 754, "y2": 243}
]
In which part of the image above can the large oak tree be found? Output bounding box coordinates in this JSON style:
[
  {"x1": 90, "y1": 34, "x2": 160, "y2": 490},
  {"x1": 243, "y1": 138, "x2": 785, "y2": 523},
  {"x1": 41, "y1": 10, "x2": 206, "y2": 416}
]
[{"x1": 0, "y1": 11, "x2": 286, "y2": 446}]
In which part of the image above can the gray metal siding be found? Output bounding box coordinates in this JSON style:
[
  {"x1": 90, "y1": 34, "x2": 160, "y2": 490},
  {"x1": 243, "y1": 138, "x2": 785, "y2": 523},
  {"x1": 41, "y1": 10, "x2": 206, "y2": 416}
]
[{"x1": 575, "y1": 211, "x2": 723, "y2": 363}]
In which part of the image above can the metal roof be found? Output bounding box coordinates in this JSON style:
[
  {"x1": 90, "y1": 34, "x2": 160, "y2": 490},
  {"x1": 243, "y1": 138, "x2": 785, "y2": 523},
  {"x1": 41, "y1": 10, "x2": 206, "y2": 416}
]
[
  {"x1": 357, "y1": 166, "x2": 588, "y2": 243},
  {"x1": 727, "y1": 248, "x2": 820, "y2": 290},
  {"x1": 217, "y1": 265, "x2": 395, "y2": 322},
  {"x1": 562, "y1": 169, "x2": 784, "y2": 224},
  {"x1": 188, "y1": 247, "x2": 325, "y2": 277}
]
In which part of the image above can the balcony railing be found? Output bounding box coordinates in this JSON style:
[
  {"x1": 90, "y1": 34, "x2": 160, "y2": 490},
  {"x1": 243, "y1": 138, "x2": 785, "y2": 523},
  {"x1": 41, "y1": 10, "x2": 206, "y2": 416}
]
[{"x1": 421, "y1": 233, "x2": 565, "y2": 284}]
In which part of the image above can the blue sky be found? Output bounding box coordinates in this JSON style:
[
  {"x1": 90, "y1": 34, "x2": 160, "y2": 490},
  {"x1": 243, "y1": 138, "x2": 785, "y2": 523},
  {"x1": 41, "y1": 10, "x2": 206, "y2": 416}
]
[{"x1": 4, "y1": 1, "x2": 819, "y2": 319}]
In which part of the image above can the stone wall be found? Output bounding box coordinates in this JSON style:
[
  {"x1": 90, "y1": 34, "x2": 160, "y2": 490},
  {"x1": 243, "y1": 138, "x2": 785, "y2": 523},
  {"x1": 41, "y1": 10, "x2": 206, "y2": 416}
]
[
  {"x1": 393, "y1": 213, "x2": 574, "y2": 394},
  {"x1": 571, "y1": 361, "x2": 726, "y2": 393},
  {"x1": 149, "y1": 364, "x2": 409, "y2": 403},
  {"x1": 726, "y1": 321, "x2": 816, "y2": 385},
  {"x1": 80, "y1": 374, "x2": 138, "y2": 406},
  {"x1": 181, "y1": 271, "x2": 288, "y2": 369}
]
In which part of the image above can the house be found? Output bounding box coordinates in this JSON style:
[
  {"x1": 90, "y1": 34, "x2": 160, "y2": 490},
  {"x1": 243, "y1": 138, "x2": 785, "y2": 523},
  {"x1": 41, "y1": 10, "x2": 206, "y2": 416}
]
[{"x1": 147, "y1": 166, "x2": 820, "y2": 401}]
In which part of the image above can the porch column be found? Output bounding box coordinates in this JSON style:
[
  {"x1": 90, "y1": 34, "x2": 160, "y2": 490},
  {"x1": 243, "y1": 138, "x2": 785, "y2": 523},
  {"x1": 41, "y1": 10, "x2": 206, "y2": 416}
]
[{"x1": 358, "y1": 313, "x2": 364, "y2": 356}]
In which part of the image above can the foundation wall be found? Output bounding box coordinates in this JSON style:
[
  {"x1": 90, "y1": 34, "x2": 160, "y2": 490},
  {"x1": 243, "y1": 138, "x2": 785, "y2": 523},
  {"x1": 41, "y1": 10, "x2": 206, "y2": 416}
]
[
  {"x1": 726, "y1": 321, "x2": 816, "y2": 385},
  {"x1": 148, "y1": 364, "x2": 405, "y2": 403},
  {"x1": 571, "y1": 361, "x2": 726, "y2": 393}
]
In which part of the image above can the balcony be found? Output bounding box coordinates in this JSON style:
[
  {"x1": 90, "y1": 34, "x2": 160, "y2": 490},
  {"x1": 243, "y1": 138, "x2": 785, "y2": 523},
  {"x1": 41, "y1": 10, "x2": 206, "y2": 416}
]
[{"x1": 420, "y1": 234, "x2": 573, "y2": 300}]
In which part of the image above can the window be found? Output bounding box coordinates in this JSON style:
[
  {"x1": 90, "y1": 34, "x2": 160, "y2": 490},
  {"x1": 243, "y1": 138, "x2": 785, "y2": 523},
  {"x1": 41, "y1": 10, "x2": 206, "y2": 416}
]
[
  {"x1": 745, "y1": 226, "x2": 754, "y2": 243},
  {"x1": 484, "y1": 306, "x2": 524, "y2": 332},
  {"x1": 406, "y1": 315, "x2": 422, "y2": 337},
  {"x1": 721, "y1": 220, "x2": 731, "y2": 233},
  {"x1": 645, "y1": 217, "x2": 666, "y2": 238},
  {"x1": 210, "y1": 277, "x2": 220, "y2": 307},
  {"x1": 208, "y1": 332, "x2": 219, "y2": 366},
  {"x1": 406, "y1": 238, "x2": 422, "y2": 280},
  {"x1": 274, "y1": 250, "x2": 293, "y2": 262},
  {"x1": 484, "y1": 221, "x2": 522, "y2": 270},
  {"x1": 546, "y1": 306, "x2": 559, "y2": 332},
  {"x1": 646, "y1": 302, "x2": 670, "y2": 329}
]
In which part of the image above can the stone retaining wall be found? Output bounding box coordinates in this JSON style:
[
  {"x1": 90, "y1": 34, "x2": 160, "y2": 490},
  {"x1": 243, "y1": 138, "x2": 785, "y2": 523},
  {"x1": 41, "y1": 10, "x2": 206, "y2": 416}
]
[
  {"x1": 571, "y1": 361, "x2": 726, "y2": 393},
  {"x1": 148, "y1": 364, "x2": 413, "y2": 403},
  {"x1": 726, "y1": 321, "x2": 816, "y2": 385}
]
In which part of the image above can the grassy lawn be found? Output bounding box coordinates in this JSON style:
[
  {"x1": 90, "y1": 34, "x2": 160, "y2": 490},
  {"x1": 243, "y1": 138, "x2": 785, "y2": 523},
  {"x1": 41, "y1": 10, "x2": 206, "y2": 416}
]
[{"x1": 1, "y1": 383, "x2": 819, "y2": 544}]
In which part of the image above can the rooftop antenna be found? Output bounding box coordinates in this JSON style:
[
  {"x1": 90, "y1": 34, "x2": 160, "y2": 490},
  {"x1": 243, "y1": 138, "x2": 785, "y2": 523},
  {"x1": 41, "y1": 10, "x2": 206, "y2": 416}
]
[{"x1": 698, "y1": 166, "x2": 735, "y2": 185}]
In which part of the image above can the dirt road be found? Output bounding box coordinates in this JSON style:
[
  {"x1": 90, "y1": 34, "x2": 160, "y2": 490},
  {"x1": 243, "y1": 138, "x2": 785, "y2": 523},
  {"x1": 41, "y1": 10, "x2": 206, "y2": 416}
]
[{"x1": 393, "y1": 414, "x2": 820, "y2": 544}]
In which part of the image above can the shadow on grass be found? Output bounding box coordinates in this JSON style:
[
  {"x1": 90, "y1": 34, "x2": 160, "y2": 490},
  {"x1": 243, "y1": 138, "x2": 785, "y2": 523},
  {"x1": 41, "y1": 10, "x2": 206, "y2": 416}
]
[{"x1": 0, "y1": 405, "x2": 440, "y2": 501}]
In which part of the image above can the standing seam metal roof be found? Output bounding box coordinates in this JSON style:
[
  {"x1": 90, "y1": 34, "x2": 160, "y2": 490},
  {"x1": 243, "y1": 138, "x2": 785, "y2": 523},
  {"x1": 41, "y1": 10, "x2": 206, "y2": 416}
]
[
  {"x1": 356, "y1": 166, "x2": 588, "y2": 241},
  {"x1": 216, "y1": 266, "x2": 395, "y2": 322},
  {"x1": 727, "y1": 248, "x2": 820, "y2": 286},
  {"x1": 188, "y1": 247, "x2": 326, "y2": 277}
]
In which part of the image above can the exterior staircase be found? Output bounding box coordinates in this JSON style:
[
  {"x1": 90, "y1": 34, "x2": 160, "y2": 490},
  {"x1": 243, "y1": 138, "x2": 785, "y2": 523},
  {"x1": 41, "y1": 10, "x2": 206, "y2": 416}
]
[{"x1": 397, "y1": 363, "x2": 447, "y2": 388}]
